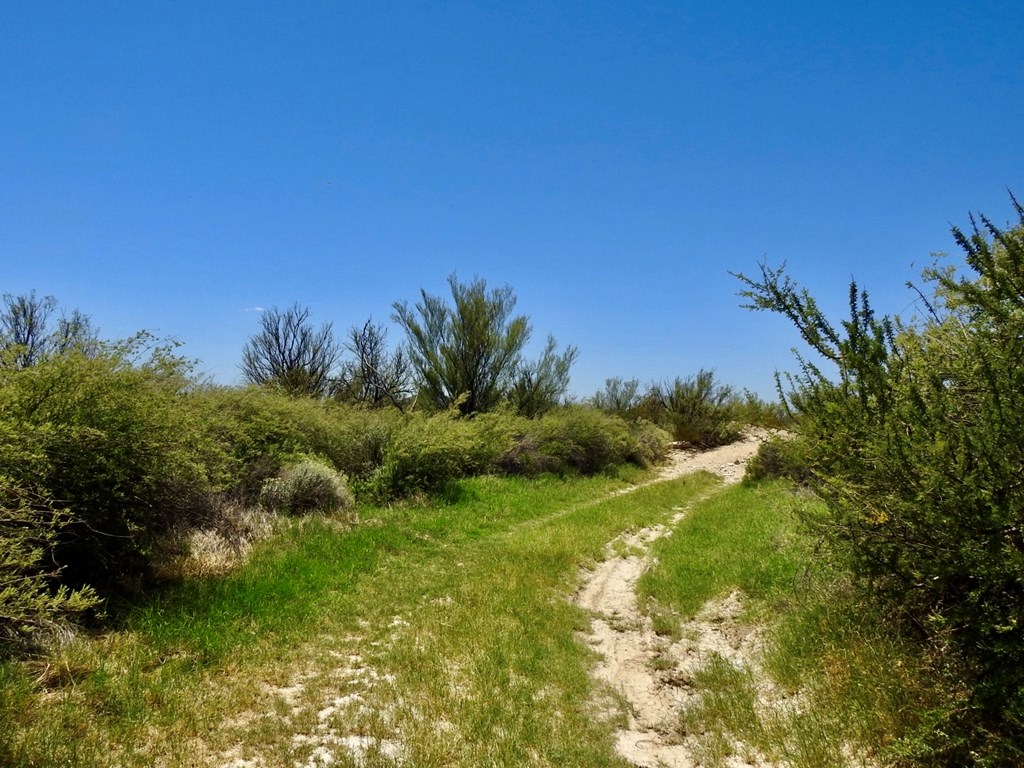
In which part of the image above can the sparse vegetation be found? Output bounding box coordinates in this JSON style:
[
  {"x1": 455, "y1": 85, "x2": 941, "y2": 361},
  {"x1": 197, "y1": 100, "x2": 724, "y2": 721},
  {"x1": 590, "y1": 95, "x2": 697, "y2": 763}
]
[{"x1": 240, "y1": 302, "x2": 341, "y2": 397}]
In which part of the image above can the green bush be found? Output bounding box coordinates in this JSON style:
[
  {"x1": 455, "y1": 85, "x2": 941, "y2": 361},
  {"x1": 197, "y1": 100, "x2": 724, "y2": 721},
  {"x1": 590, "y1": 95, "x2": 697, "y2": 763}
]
[
  {"x1": 370, "y1": 411, "x2": 491, "y2": 499},
  {"x1": 737, "y1": 199, "x2": 1024, "y2": 765},
  {"x1": 524, "y1": 406, "x2": 636, "y2": 475},
  {"x1": 634, "y1": 370, "x2": 742, "y2": 448},
  {"x1": 731, "y1": 389, "x2": 790, "y2": 429},
  {"x1": 260, "y1": 456, "x2": 354, "y2": 516},
  {"x1": 367, "y1": 406, "x2": 656, "y2": 498},
  {"x1": 625, "y1": 419, "x2": 672, "y2": 467},
  {"x1": 0, "y1": 476, "x2": 100, "y2": 645},
  {"x1": 0, "y1": 343, "x2": 227, "y2": 595},
  {"x1": 189, "y1": 387, "x2": 400, "y2": 497},
  {"x1": 744, "y1": 436, "x2": 811, "y2": 485}
]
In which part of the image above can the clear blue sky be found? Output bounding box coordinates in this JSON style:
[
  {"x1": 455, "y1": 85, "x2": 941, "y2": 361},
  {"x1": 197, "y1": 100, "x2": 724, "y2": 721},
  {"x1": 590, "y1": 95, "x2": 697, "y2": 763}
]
[{"x1": 2, "y1": 1, "x2": 1021, "y2": 399}]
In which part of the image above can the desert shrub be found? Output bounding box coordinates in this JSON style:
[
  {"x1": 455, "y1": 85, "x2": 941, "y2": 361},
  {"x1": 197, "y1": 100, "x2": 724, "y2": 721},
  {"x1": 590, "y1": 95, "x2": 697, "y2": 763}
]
[
  {"x1": 260, "y1": 456, "x2": 354, "y2": 516},
  {"x1": 0, "y1": 475, "x2": 100, "y2": 646},
  {"x1": 589, "y1": 376, "x2": 643, "y2": 417},
  {"x1": 744, "y1": 436, "x2": 811, "y2": 485},
  {"x1": 635, "y1": 370, "x2": 741, "y2": 447},
  {"x1": 495, "y1": 408, "x2": 666, "y2": 476},
  {"x1": 190, "y1": 388, "x2": 400, "y2": 497},
  {"x1": 737, "y1": 199, "x2": 1024, "y2": 765},
  {"x1": 625, "y1": 419, "x2": 672, "y2": 466},
  {"x1": 731, "y1": 389, "x2": 790, "y2": 429},
  {"x1": 370, "y1": 411, "x2": 486, "y2": 498},
  {"x1": 524, "y1": 406, "x2": 636, "y2": 475},
  {"x1": 0, "y1": 343, "x2": 228, "y2": 594}
]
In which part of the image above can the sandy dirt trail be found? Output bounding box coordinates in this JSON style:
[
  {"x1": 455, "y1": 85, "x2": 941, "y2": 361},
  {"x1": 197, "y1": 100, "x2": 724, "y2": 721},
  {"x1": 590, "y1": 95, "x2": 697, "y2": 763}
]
[
  {"x1": 214, "y1": 433, "x2": 775, "y2": 768},
  {"x1": 575, "y1": 431, "x2": 776, "y2": 768}
]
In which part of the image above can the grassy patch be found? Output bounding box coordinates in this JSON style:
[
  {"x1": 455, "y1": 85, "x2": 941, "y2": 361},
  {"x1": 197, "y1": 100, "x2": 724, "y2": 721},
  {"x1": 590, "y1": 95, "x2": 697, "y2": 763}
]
[
  {"x1": 638, "y1": 479, "x2": 806, "y2": 619},
  {"x1": 0, "y1": 469, "x2": 718, "y2": 767},
  {"x1": 641, "y1": 480, "x2": 939, "y2": 767}
]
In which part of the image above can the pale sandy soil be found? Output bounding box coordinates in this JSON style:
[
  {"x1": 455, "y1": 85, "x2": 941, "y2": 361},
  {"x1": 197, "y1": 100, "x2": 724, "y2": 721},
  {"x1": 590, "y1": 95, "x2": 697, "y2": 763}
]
[{"x1": 576, "y1": 429, "x2": 781, "y2": 768}]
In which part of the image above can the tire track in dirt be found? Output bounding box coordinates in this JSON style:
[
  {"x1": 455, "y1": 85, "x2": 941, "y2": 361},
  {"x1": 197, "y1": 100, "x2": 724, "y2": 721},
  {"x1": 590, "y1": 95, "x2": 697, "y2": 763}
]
[{"x1": 574, "y1": 430, "x2": 778, "y2": 768}]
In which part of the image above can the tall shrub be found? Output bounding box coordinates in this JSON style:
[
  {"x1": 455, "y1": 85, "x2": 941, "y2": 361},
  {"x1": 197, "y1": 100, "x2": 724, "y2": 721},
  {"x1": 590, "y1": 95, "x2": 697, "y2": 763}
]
[
  {"x1": 0, "y1": 342, "x2": 226, "y2": 594},
  {"x1": 736, "y1": 198, "x2": 1024, "y2": 765},
  {"x1": 639, "y1": 370, "x2": 740, "y2": 447}
]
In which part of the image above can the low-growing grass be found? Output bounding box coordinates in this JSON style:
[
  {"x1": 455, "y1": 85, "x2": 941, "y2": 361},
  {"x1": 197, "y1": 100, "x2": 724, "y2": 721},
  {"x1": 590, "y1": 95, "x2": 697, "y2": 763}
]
[
  {"x1": 638, "y1": 480, "x2": 806, "y2": 619},
  {"x1": 641, "y1": 479, "x2": 939, "y2": 767},
  {"x1": 2, "y1": 470, "x2": 940, "y2": 768},
  {"x1": 0, "y1": 467, "x2": 717, "y2": 767}
]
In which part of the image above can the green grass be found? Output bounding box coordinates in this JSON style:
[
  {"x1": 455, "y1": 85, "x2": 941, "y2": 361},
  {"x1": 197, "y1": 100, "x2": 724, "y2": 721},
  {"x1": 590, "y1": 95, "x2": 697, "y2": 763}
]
[
  {"x1": 1, "y1": 472, "x2": 942, "y2": 768},
  {"x1": 0, "y1": 469, "x2": 718, "y2": 767},
  {"x1": 640, "y1": 479, "x2": 939, "y2": 767},
  {"x1": 638, "y1": 479, "x2": 806, "y2": 619}
]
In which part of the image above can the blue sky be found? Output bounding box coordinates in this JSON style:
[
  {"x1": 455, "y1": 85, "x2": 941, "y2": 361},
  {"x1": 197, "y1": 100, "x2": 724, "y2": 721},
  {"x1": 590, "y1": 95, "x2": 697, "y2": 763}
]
[{"x1": 2, "y1": 1, "x2": 1021, "y2": 399}]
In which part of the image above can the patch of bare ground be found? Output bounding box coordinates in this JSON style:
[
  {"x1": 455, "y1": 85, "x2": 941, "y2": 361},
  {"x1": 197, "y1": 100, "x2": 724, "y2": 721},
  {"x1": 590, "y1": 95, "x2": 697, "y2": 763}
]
[
  {"x1": 211, "y1": 626, "x2": 409, "y2": 767},
  {"x1": 576, "y1": 430, "x2": 784, "y2": 768}
]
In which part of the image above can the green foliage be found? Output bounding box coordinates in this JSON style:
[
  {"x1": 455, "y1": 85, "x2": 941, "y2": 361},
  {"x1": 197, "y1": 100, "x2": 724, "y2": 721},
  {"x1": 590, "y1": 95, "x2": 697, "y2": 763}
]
[
  {"x1": 731, "y1": 389, "x2": 790, "y2": 429},
  {"x1": 624, "y1": 418, "x2": 673, "y2": 466},
  {"x1": 365, "y1": 405, "x2": 662, "y2": 500},
  {"x1": 192, "y1": 387, "x2": 401, "y2": 491},
  {"x1": 744, "y1": 436, "x2": 811, "y2": 485},
  {"x1": 393, "y1": 274, "x2": 530, "y2": 415},
  {"x1": 259, "y1": 456, "x2": 354, "y2": 516},
  {"x1": 507, "y1": 334, "x2": 579, "y2": 418},
  {"x1": 0, "y1": 291, "x2": 97, "y2": 369},
  {"x1": 736, "y1": 197, "x2": 1024, "y2": 765},
  {"x1": 0, "y1": 342, "x2": 226, "y2": 595},
  {"x1": 640, "y1": 370, "x2": 741, "y2": 447},
  {"x1": 525, "y1": 406, "x2": 639, "y2": 475},
  {"x1": 393, "y1": 274, "x2": 577, "y2": 416},
  {"x1": 0, "y1": 477, "x2": 100, "y2": 644},
  {"x1": 590, "y1": 376, "x2": 642, "y2": 416},
  {"x1": 370, "y1": 410, "x2": 507, "y2": 499}
]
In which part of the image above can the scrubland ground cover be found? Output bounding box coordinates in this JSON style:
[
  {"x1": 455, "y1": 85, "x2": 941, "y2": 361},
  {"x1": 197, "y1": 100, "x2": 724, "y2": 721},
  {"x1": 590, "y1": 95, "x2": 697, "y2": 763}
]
[
  {"x1": 639, "y1": 480, "x2": 941, "y2": 767},
  {"x1": 0, "y1": 469, "x2": 704, "y2": 767},
  {"x1": 1, "y1": 462, "x2": 938, "y2": 768}
]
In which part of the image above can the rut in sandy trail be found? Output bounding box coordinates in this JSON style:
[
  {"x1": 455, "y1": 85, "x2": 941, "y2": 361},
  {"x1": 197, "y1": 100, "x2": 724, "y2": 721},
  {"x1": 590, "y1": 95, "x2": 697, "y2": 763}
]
[{"x1": 575, "y1": 429, "x2": 779, "y2": 768}]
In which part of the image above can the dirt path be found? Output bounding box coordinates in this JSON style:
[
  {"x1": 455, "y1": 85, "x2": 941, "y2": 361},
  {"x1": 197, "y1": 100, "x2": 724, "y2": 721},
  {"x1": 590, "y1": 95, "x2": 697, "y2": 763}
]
[
  {"x1": 212, "y1": 432, "x2": 776, "y2": 768},
  {"x1": 575, "y1": 430, "x2": 774, "y2": 768}
]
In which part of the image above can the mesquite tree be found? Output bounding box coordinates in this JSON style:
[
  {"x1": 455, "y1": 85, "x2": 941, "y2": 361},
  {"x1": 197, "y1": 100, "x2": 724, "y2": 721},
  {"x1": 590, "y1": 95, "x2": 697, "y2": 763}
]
[
  {"x1": 334, "y1": 318, "x2": 412, "y2": 409},
  {"x1": 0, "y1": 291, "x2": 97, "y2": 368}
]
